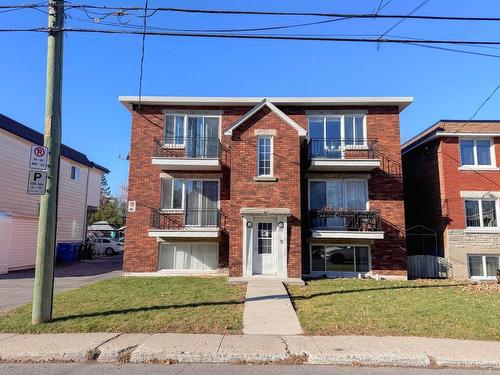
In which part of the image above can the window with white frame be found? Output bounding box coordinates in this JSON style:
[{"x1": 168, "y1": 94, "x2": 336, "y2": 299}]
[
  {"x1": 464, "y1": 199, "x2": 498, "y2": 228},
  {"x1": 460, "y1": 139, "x2": 494, "y2": 167},
  {"x1": 163, "y1": 114, "x2": 220, "y2": 157},
  {"x1": 308, "y1": 114, "x2": 366, "y2": 158},
  {"x1": 161, "y1": 179, "x2": 184, "y2": 209},
  {"x1": 257, "y1": 135, "x2": 273, "y2": 176},
  {"x1": 309, "y1": 180, "x2": 368, "y2": 210},
  {"x1": 311, "y1": 245, "x2": 370, "y2": 273},
  {"x1": 70, "y1": 166, "x2": 80, "y2": 181},
  {"x1": 468, "y1": 254, "x2": 499, "y2": 279}
]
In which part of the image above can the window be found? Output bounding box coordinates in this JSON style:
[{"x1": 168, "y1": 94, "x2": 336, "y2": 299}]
[
  {"x1": 161, "y1": 179, "x2": 184, "y2": 209},
  {"x1": 257, "y1": 223, "x2": 273, "y2": 254},
  {"x1": 257, "y1": 135, "x2": 273, "y2": 176},
  {"x1": 308, "y1": 114, "x2": 366, "y2": 158},
  {"x1": 309, "y1": 180, "x2": 368, "y2": 210},
  {"x1": 468, "y1": 255, "x2": 500, "y2": 279},
  {"x1": 460, "y1": 139, "x2": 493, "y2": 166},
  {"x1": 70, "y1": 166, "x2": 80, "y2": 181},
  {"x1": 164, "y1": 114, "x2": 220, "y2": 157},
  {"x1": 311, "y1": 245, "x2": 370, "y2": 273},
  {"x1": 465, "y1": 199, "x2": 497, "y2": 228}
]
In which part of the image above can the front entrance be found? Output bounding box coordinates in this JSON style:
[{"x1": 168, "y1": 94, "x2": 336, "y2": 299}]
[{"x1": 252, "y1": 220, "x2": 276, "y2": 275}]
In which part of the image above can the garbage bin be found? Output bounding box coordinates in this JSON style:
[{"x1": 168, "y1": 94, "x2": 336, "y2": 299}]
[
  {"x1": 71, "y1": 243, "x2": 80, "y2": 261},
  {"x1": 57, "y1": 243, "x2": 73, "y2": 263}
]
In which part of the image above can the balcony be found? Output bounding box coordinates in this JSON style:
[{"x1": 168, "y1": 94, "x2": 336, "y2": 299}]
[
  {"x1": 152, "y1": 137, "x2": 222, "y2": 171},
  {"x1": 308, "y1": 138, "x2": 381, "y2": 171},
  {"x1": 149, "y1": 208, "x2": 223, "y2": 238},
  {"x1": 309, "y1": 208, "x2": 384, "y2": 240}
]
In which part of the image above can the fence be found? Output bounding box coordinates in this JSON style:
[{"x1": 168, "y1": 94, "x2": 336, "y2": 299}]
[{"x1": 407, "y1": 255, "x2": 450, "y2": 279}]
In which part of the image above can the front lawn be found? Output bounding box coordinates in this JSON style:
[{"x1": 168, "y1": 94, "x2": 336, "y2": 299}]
[
  {"x1": 0, "y1": 277, "x2": 245, "y2": 334},
  {"x1": 288, "y1": 279, "x2": 500, "y2": 341}
]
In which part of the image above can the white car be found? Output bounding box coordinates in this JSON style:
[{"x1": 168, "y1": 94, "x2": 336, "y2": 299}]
[{"x1": 93, "y1": 238, "x2": 124, "y2": 256}]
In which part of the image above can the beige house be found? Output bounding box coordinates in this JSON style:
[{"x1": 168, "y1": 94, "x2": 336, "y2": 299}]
[{"x1": 0, "y1": 114, "x2": 108, "y2": 274}]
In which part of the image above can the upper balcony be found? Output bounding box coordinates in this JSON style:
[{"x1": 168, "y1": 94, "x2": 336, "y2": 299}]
[
  {"x1": 309, "y1": 207, "x2": 384, "y2": 240},
  {"x1": 152, "y1": 137, "x2": 223, "y2": 171},
  {"x1": 308, "y1": 138, "x2": 381, "y2": 171},
  {"x1": 148, "y1": 208, "x2": 225, "y2": 238}
]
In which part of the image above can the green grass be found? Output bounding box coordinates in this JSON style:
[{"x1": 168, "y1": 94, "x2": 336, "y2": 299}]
[
  {"x1": 288, "y1": 279, "x2": 500, "y2": 341},
  {"x1": 0, "y1": 277, "x2": 245, "y2": 334}
]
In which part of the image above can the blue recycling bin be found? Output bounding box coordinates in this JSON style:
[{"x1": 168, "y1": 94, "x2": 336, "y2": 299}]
[
  {"x1": 71, "y1": 243, "x2": 80, "y2": 261},
  {"x1": 57, "y1": 243, "x2": 73, "y2": 263}
]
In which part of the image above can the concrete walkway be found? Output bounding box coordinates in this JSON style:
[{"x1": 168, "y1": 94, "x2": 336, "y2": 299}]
[
  {"x1": 0, "y1": 333, "x2": 499, "y2": 369},
  {"x1": 243, "y1": 281, "x2": 303, "y2": 335}
]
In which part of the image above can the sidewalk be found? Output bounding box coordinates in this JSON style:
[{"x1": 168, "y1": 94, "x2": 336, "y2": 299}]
[
  {"x1": 0, "y1": 333, "x2": 499, "y2": 369},
  {"x1": 243, "y1": 280, "x2": 302, "y2": 335}
]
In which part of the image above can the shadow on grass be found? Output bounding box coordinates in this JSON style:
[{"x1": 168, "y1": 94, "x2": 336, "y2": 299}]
[
  {"x1": 51, "y1": 300, "x2": 244, "y2": 323},
  {"x1": 291, "y1": 283, "x2": 463, "y2": 301}
]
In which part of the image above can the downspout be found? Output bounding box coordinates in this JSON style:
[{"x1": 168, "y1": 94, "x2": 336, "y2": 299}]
[{"x1": 82, "y1": 167, "x2": 91, "y2": 242}]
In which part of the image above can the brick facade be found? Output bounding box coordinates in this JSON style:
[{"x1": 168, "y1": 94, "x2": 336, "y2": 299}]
[
  {"x1": 124, "y1": 99, "x2": 408, "y2": 278},
  {"x1": 402, "y1": 121, "x2": 500, "y2": 278}
]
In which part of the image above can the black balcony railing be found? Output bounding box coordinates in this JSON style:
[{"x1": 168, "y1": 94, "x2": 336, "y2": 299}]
[
  {"x1": 154, "y1": 137, "x2": 221, "y2": 159},
  {"x1": 308, "y1": 138, "x2": 378, "y2": 159},
  {"x1": 310, "y1": 208, "x2": 382, "y2": 231},
  {"x1": 151, "y1": 208, "x2": 221, "y2": 229}
]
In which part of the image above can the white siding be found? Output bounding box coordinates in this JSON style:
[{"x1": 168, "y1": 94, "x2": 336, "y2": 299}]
[{"x1": 0, "y1": 129, "x2": 106, "y2": 272}]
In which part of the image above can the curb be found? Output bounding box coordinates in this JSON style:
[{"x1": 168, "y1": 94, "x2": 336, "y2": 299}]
[{"x1": 0, "y1": 333, "x2": 498, "y2": 370}]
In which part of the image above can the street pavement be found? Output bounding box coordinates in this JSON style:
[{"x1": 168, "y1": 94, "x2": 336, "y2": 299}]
[
  {"x1": 0, "y1": 363, "x2": 498, "y2": 375},
  {"x1": 0, "y1": 255, "x2": 122, "y2": 312}
]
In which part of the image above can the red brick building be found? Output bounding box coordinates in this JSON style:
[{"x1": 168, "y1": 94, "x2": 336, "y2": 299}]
[
  {"x1": 120, "y1": 96, "x2": 411, "y2": 281},
  {"x1": 402, "y1": 120, "x2": 500, "y2": 279}
]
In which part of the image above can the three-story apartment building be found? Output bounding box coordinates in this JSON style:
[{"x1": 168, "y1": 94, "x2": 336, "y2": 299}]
[
  {"x1": 121, "y1": 96, "x2": 412, "y2": 281},
  {"x1": 402, "y1": 120, "x2": 500, "y2": 280}
]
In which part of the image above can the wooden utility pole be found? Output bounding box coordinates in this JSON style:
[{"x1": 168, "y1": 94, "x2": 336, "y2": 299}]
[{"x1": 32, "y1": 0, "x2": 64, "y2": 324}]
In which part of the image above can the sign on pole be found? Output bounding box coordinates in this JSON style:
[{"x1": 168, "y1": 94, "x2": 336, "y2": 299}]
[
  {"x1": 30, "y1": 145, "x2": 48, "y2": 170},
  {"x1": 128, "y1": 200, "x2": 136, "y2": 212},
  {"x1": 27, "y1": 170, "x2": 47, "y2": 195}
]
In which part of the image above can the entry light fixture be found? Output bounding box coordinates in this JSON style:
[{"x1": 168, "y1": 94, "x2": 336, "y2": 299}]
[
  {"x1": 246, "y1": 221, "x2": 253, "y2": 228},
  {"x1": 278, "y1": 221, "x2": 284, "y2": 228}
]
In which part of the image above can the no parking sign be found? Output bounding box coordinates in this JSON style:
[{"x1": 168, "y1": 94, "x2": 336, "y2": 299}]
[{"x1": 29, "y1": 145, "x2": 48, "y2": 170}]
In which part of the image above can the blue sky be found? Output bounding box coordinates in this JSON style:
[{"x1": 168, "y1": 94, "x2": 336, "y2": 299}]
[{"x1": 1, "y1": 0, "x2": 499, "y2": 193}]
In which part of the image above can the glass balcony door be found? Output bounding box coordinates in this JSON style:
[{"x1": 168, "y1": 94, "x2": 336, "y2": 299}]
[
  {"x1": 186, "y1": 116, "x2": 219, "y2": 158},
  {"x1": 185, "y1": 180, "x2": 219, "y2": 226}
]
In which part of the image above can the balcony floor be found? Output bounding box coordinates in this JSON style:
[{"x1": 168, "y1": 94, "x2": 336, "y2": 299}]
[
  {"x1": 309, "y1": 158, "x2": 381, "y2": 171},
  {"x1": 310, "y1": 230, "x2": 384, "y2": 240},
  {"x1": 151, "y1": 157, "x2": 221, "y2": 171},
  {"x1": 148, "y1": 227, "x2": 220, "y2": 238}
]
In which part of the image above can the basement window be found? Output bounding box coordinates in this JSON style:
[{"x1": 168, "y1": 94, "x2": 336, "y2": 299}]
[{"x1": 468, "y1": 254, "x2": 500, "y2": 279}]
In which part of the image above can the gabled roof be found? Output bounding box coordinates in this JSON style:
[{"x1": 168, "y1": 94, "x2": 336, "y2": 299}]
[
  {"x1": 224, "y1": 99, "x2": 307, "y2": 137},
  {"x1": 0, "y1": 113, "x2": 109, "y2": 173}
]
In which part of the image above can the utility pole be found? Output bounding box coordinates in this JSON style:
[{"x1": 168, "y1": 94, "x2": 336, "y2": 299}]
[{"x1": 32, "y1": 0, "x2": 64, "y2": 324}]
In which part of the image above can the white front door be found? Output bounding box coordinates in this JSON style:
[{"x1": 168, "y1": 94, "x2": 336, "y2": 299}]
[{"x1": 252, "y1": 220, "x2": 276, "y2": 275}]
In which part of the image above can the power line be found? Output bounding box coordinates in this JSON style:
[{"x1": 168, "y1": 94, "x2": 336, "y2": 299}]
[
  {"x1": 4, "y1": 4, "x2": 500, "y2": 22},
  {"x1": 378, "y1": 0, "x2": 430, "y2": 41},
  {"x1": 3, "y1": 27, "x2": 500, "y2": 47},
  {"x1": 137, "y1": 0, "x2": 148, "y2": 111}
]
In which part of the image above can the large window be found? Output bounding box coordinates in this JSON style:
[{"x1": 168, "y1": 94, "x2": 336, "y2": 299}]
[
  {"x1": 464, "y1": 199, "x2": 498, "y2": 228},
  {"x1": 311, "y1": 245, "x2": 370, "y2": 273},
  {"x1": 310, "y1": 180, "x2": 368, "y2": 210},
  {"x1": 460, "y1": 139, "x2": 493, "y2": 167},
  {"x1": 164, "y1": 114, "x2": 220, "y2": 157},
  {"x1": 308, "y1": 114, "x2": 366, "y2": 158},
  {"x1": 257, "y1": 135, "x2": 273, "y2": 176},
  {"x1": 468, "y1": 255, "x2": 499, "y2": 279}
]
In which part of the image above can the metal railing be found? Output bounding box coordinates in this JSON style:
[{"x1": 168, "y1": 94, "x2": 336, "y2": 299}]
[
  {"x1": 310, "y1": 208, "x2": 382, "y2": 231},
  {"x1": 308, "y1": 138, "x2": 378, "y2": 159},
  {"x1": 151, "y1": 208, "x2": 221, "y2": 229},
  {"x1": 154, "y1": 137, "x2": 221, "y2": 159}
]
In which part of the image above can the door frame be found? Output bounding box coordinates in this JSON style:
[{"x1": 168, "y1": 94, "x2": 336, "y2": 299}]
[
  {"x1": 252, "y1": 218, "x2": 277, "y2": 276},
  {"x1": 242, "y1": 214, "x2": 288, "y2": 278}
]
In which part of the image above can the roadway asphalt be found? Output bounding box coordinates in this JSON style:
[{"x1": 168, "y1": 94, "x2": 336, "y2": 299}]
[
  {"x1": 0, "y1": 363, "x2": 498, "y2": 375},
  {"x1": 0, "y1": 254, "x2": 122, "y2": 312}
]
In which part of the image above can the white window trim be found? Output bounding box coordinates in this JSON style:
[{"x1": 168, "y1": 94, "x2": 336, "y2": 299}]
[
  {"x1": 309, "y1": 243, "x2": 372, "y2": 275},
  {"x1": 459, "y1": 138, "x2": 496, "y2": 168},
  {"x1": 163, "y1": 111, "x2": 222, "y2": 146},
  {"x1": 308, "y1": 178, "x2": 369, "y2": 211},
  {"x1": 468, "y1": 254, "x2": 500, "y2": 280},
  {"x1": 257, "y1": 135, "x2": 274, "y2": 177},
  {"x1": 70, "y1": 165, "x2": 80, "y2": 181},
  {"x1": 307, "y1": 113, "x2": 368, "y2": 150},
  {"x1": 161, "y1": 178, "x2": 221, "y2": 211},
  {"x1": 464, "y1": 198, "x2": 499, "y2": 229}
]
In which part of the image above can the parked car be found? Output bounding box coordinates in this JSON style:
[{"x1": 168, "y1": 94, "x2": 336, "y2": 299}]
[{"x1": 94, "y1": 238, "x2": 124, "y2": 256}]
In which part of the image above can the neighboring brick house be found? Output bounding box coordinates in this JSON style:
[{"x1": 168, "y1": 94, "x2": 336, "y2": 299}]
[
  {"x1": 120, "y1": 96, "x2": 412, "y2": 281},
  {"x1": 402, "y1": 120, "x2": 500, "y2": 280}
]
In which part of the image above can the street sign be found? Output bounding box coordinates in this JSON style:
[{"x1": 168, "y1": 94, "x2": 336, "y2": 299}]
[
  {"x1": 30, "y1": 145, "x2": 48, "y2": 170},
  {"x1": 27, "y1": 170, "x2": 47, "y2": 195}
]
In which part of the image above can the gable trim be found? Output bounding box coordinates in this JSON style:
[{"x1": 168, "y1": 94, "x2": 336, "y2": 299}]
[{"x1": 224, "y1": 99, "x2": 307, "y2": 137}]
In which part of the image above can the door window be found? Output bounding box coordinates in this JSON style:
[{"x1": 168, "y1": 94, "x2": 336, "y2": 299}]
[{"x1": 257, "y1": 222, "x2": 272, "y2": 254}]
